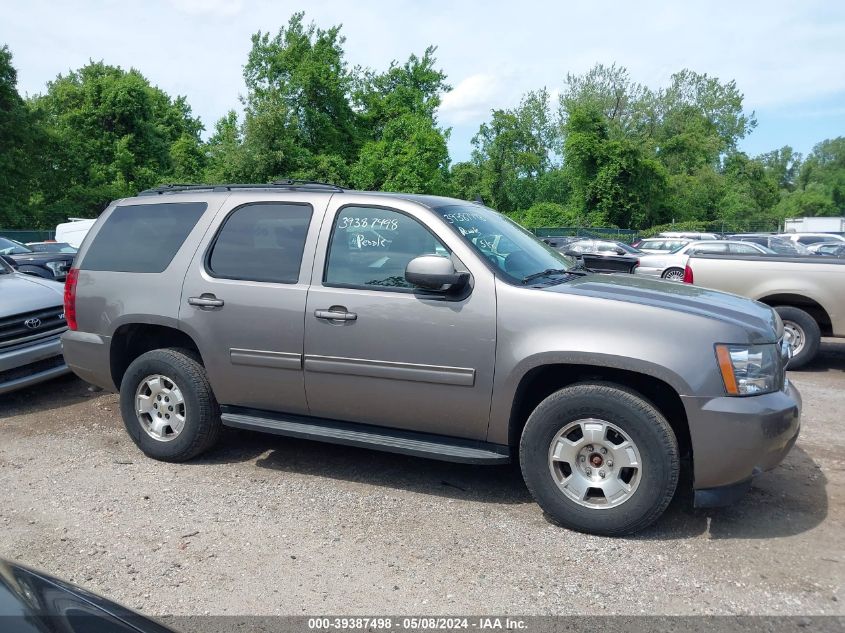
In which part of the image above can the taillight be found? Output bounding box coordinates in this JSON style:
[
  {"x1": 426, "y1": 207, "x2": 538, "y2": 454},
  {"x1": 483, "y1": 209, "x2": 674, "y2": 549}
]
[
  {"x1": 64, "y1": 268, "x2": 79, "y2": 331},
  {"x1": 682, "y1": 265, "x2": 694, "y2": 284}
]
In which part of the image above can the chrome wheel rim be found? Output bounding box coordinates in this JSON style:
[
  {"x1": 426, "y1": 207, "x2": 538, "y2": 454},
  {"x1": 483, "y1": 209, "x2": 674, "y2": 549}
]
[
  {"x1": 782, "y1": 321, "x2": 806, "y2": 357},
  {"x1": 548, "y1": 418, "x2": 642, "y2": 508},
  {"x1": 663, "y1": 269, "x2": 684, "y2": 281},
  {"x1": 135, "y1": 374, "x2": 186, "y2": 442}
]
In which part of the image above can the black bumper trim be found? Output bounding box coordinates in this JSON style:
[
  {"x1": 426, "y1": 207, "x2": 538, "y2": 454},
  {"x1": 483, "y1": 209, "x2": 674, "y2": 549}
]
[{"x1": 694, "y1": 478, "x2": 752, "y2": 508}]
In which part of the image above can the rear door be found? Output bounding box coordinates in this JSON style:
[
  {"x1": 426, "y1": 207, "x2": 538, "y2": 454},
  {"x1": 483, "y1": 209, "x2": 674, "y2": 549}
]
[
  {"x1": 180, "y1": 192, "x2": 328, "y2": 414},
  {"x1": 302, "y1": 197, "x2": 497, "y2": 440}
]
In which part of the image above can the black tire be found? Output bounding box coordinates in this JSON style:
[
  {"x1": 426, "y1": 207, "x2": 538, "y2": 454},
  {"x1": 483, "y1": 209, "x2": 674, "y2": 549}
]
[
  {"x1": 774, "y1": 306, "x2": 820, "y2": 370},
  {"x1": 661, "y1": 267, "x2": 685, "y2": 281},
  {"x1": 519, "y1": 382, "x2": 679, "y2": 536},
  {"x1": 119, "y1": 348, "x2": 221, "y2": 462}
]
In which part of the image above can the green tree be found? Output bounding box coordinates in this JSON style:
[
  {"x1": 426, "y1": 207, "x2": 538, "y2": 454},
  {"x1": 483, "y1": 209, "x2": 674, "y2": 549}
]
[
  {"x1": 0, "y1": 45, "x2": 45, "y2": 228},
  {"x1": 240, "y1": 12, "x2": 360, "y2": 181},
  {"x1": 470, "y1": 89, "x2": 556, "y2": 213},
  {"x1": 351, "y1": 47, "x2": 451, "y2": 193},
  {"x1": 30, "y1": 61, "x2": 204, "y2": 223}
]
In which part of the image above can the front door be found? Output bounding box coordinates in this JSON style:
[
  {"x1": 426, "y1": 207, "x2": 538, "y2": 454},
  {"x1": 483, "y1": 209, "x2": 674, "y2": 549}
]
[
  {"x1": 180, "y1": 193, "x2": 326, "y2": 414},
  {"x1": 303, "y1": 201, "x2": 497, "y2": 440}
]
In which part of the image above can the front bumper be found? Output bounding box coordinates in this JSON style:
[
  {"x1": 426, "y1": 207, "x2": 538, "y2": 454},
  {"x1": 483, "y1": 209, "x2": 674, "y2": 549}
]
[
  {"x1": 682, "y1": 380, "x2": 801, "y2": 507},
  {"x1": 0, "y1": 336, "x2": 70, "y2": 395}
]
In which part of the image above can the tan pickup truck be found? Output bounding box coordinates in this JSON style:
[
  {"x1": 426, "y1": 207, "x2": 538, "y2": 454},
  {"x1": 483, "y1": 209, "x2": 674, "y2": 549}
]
[{"x1": 685, "y1": 255, "x2": 845, "y2": 368}]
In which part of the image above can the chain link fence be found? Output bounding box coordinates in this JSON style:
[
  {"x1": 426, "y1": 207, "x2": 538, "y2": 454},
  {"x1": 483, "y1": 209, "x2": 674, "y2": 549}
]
[{"x1": 0, "y1": 229, "x2": 56, "y2": 242}]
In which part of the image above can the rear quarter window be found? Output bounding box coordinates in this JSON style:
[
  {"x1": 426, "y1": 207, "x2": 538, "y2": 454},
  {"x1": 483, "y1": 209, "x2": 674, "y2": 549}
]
[{"x1": 81, "y1": 202, "x2": 207, "y2": 273}]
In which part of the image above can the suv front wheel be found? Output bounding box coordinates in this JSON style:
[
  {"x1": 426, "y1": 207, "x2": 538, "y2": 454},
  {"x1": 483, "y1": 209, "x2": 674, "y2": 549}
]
[
  {"x1": 119, "y1": 348, "x2": 221, "y2": 462},
  {"x1": 519, "y1": 382, "x2": 679, "y2": 536}
]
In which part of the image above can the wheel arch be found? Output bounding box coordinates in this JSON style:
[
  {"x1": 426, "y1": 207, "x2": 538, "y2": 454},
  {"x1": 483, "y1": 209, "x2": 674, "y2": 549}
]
[
  {"x1": 756, "y1": 293, "x2": 832, "y2": 336},
  {"x1": 505, "y1": 362, "x2": 692, "y2": 465},
  {"x1": 110, "y1": 323, "x2": 203, "y2": 389}
]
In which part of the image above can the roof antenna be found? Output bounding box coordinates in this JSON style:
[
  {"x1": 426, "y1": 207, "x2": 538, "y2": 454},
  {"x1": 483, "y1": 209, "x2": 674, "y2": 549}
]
[{"x1": 474, "y1": 195, "x2": 484, "y2": 205}]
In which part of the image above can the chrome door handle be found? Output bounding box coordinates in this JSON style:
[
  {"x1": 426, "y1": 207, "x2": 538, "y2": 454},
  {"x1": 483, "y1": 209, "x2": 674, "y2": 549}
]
[
  {"x1": 314, "y1": 309, "x2": 357, "y2": 321},
  {"x1": 188, "y1": 295, "x2": 224, "y2": 309}
]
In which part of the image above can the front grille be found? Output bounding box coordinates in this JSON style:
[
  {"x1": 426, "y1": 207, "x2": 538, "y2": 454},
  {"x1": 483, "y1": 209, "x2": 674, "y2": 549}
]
[
  {"x1": 0, "y1": 306, "x2": 66, "y2": 348},
  {"x1": 0, "y1": 355, "x2": 66, "y2": 385}
]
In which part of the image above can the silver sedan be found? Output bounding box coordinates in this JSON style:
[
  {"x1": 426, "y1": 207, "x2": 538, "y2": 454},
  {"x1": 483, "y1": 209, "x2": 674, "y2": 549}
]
[{"x1": 635, "y1": 240, "x2": 774, "y2": 281}]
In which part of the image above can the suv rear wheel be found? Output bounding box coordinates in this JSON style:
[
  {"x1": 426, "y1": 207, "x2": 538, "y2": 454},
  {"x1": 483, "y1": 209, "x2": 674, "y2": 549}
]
[
  {"x1": 519, "y1": 382, "x2": 679, "y2": 536},
  {"x1": 119, "y1": 348, "x2": 221, "y2": 462}
]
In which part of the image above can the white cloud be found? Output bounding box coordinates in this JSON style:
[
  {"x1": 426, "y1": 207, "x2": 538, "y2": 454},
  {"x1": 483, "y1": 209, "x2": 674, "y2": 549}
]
[{"x1": 439, "y1": 73, "x2": 505, "y2": 124}]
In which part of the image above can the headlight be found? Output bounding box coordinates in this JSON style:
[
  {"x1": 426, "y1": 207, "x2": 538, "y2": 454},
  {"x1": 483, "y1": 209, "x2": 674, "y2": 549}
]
[
  {"x1": 45, "y1": 261, "x2": 68, "y2": 278},
  {"x1": 715, "y1": 344, "x2": 780, "y2": 396}
]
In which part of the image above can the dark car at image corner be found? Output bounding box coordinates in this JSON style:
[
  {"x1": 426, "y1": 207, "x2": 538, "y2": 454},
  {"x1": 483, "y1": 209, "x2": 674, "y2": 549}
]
[
  {"x1": 0, "y1": 257, "x2": 70, "y2": 394},
  {"x1": 61, "y1": 182, "x2": 801, "y2": 536},
  {"x1": 0, "y1": 236, "x2": 75, "y2": 282},
  {"x1": 0, "y1": 558, "x2": 175, "y2": 633}
]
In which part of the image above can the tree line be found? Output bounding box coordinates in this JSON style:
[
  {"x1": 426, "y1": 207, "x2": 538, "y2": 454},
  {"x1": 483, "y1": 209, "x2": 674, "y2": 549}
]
[{"x1": 1, "y1": 12, "x2": 843, "y2": 231}]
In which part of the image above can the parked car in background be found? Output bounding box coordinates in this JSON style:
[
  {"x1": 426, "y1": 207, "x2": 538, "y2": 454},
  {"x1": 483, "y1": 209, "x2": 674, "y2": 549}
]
[
  {"x1": 636, "y1": 240, "x2": 774, "y2": 281},
  {"x1": 541, "y1": 236, "x2": 580, "y2": 249},
  {"x1": 61, "y1": 181, "x2": 801, "y2": 535},
  {"x1": 55, "y1": 217, "x2": 96, "y2": 248},
  {"x1": 658, "y1": 231, "x2": 720, "y2": 241},
  {"x1": 25, "y1": 241, "x2": 78, "y2": 254},
  {"x1": 778, "y1": 232, "x2": 845, "y2": 246},
  {"x1": 684, "y1": 253, "x2": 845, "y2": 368},
  {"x1": 729, "y1": 234, "x2": 811, "y2": 256},
  {"x1": 630, "y1": 237, "x2": 690, "y2": 253},
  {"x1": 807, "y1": 242, "x2": 845, "y2": 257},
  {"x1": 0, "y1": 257, "x2": 69, "y2": 394},
  {"x1": 560, "y1": 238, "x2": 641, "y2": 273},
  {"x1": 0, "y1": 237, "x2": 75, "y2": 281}
]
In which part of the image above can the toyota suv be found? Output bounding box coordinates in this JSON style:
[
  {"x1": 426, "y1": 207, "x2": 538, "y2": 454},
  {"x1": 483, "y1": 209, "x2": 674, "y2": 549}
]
[{"x1": 61, "y1": 182, "x2": 801, "y2": 535}]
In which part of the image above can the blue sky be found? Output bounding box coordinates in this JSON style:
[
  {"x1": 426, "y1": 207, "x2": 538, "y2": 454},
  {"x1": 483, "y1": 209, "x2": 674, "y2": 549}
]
[{"x1": 4, "y1": 0, "x2": 844, "y2": 163}]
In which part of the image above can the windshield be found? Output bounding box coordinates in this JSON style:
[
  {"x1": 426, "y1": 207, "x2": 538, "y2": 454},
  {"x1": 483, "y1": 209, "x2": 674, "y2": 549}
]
[
  {"x1": 0, "y1": 237, "x2": 33, "y2": 255},
  {"x1": 435, "y1": 205, "x2": 576, "y2": 283}
]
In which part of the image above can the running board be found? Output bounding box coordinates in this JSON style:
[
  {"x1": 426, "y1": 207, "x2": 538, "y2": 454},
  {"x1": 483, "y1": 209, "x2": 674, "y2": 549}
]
[{"x1": 220, "y1": 407, "x2": 511, "y2": 465}]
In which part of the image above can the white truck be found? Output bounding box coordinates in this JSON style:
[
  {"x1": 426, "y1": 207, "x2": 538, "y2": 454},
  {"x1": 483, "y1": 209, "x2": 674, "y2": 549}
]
[
  {"x1": 685, "y1": 254, "x2": 845, "y2": 368},
  {"x1": 55, "y1": 218, "x2": 96, "y2": 248},
  {"x1": 783, "y1": 217, "x2": 845, "y2": 234}
]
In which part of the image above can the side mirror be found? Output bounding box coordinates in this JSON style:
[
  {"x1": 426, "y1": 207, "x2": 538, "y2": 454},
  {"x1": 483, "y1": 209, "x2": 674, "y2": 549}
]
[
  {"x1": 405, "y1": 256, "x2": 469, "y2": 292},
  {"x1": 614, "y1": 248, "x2": 625, "y2": 255},
  {"x1": 0, "y1": 255, "x2": 17, "y2": 269}
]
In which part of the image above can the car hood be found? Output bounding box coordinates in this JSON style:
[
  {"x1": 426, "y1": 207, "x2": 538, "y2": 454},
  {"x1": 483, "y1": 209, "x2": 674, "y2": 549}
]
[
  {"x1": 545, "y1": 273, "x2": 781, "y2": 343},
  {"x1": 0, "y1": 273, "x2": 65, "y2": 317},
  {"x1": 7, "y1": 252, "x2": 74, "y2": 265}
]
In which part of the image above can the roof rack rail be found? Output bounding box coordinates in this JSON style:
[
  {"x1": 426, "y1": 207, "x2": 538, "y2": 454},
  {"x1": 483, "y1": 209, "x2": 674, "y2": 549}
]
[{"x1": 138, "y1": 180, "x2": 344, "y2": 196}]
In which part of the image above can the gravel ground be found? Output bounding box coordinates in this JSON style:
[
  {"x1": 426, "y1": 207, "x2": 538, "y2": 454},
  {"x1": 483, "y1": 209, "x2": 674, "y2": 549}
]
[{"x1": 1, "y1": 342, "x2": 844, "y2": 617}]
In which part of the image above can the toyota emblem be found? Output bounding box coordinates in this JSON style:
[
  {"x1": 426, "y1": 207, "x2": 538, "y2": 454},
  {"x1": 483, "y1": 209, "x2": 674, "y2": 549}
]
[{"x1": 24, "y1": 317, "x2": 42, "y2": 329}]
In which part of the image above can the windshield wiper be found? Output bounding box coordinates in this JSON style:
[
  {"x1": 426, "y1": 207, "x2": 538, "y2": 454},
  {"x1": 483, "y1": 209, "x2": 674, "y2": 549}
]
[{"x1": 521, "y1": 268, "x2": 587, "y2": 284}]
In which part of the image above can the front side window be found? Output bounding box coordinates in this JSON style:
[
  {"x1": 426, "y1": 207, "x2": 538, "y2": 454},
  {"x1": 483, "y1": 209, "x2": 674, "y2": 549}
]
[
  {"x1": 435, "y1": 205, "x2": 575, "y2": 283},
  {"x1": 325, "y1": 206, "x2": 449, "y2": 289},
  {"x1": 208, "y1": 203, "x2": 312, "y2": 283},
  {"x1": 730, "y1": 243, "x2": 762, "y2": 255}
]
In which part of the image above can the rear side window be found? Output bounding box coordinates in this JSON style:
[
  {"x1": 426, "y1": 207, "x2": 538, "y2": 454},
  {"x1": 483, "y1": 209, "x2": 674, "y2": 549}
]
[
  {"x1": 82, "y1": 202, "x2": 206, "y2": 273},
  {"x1": 207, "y1": 203, "x2": 312, "y2": 283}
]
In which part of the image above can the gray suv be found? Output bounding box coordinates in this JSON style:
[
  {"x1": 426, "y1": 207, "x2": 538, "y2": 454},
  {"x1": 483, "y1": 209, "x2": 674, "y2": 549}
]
[{"x1": 62, "y1": 182, "x2": 801, "y2": 535}]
